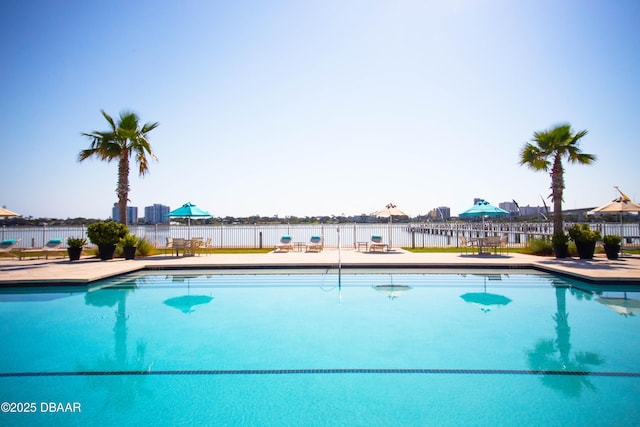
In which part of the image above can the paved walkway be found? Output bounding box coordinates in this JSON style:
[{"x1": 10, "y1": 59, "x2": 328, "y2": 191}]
[{"x1": 1, "y1": 249, "x2": 640, "y2": 285}]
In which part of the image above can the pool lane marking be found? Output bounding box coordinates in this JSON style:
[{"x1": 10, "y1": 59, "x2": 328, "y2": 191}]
[{"x1": 2, "y1": 369, "x2": 640, "y2": 378}]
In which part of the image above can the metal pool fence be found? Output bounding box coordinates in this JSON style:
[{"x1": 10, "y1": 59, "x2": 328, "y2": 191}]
[{"x1": 2, "y1": 222, "x2": 639, "y2": 249}]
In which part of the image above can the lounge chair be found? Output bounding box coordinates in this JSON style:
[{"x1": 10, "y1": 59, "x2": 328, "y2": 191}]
[
  {"x1": 18, "y1": 238, "x2": 67, "y2": 260},
  {"x1": 369, "y1": 235, "x2": 389, "y2": 252},
  {"x1": 305, "y1": 235, "x2": 323, "y2": 252},
  {"x1": 0, "y1": 239, "x2": 20, "y2": 258},
  {"x1": 276, "y1": 235, "x2": 294, "y2": 252}
]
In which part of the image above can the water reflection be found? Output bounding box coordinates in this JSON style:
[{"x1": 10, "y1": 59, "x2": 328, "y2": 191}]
[
  {"x1": 567, "y1": 283, "x2": 640, "y2": 318},
  {"x1": 460, "y1": 274, "x2": 511, "y2": 313},
  {"x1": 372, "y1": 284, "x2": 413, "y2": 300},
  {"x1": 0, "y1": 287, "x2": 83, "y2": 302},
  {"x1": 82, "y1": 279, "x2": 151, "y2": 407},
  {"x1": 596, "y1": 295, "x2": 640, "y2": 317},
  {"x1": 527, "y1": 285, "x2": 604, "y2": 397}
]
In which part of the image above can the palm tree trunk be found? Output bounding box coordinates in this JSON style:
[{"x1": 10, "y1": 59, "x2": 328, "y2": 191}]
[
  {"x1": 551, "y1": 154, "x2": 564, "y2": 235},
  {"x1": 117, "y1": 153, "x2": 130, "y2": 225}
]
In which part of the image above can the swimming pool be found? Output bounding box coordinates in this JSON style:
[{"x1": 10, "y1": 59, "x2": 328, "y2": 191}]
[{"x1": 1, "y1": 268, "x2": 639, "y2": 426}]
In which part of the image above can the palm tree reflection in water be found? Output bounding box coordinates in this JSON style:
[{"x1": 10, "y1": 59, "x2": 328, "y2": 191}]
[
  {"x1": 83, "y1": 280, "x2": 151, "y2": 408},
  {"x1": 527, "y1": 285, "x2": 604, "y2": 397}
]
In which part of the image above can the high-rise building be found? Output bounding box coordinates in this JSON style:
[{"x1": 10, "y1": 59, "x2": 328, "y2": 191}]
[
  {"x1": 433, "y1": 206, "x2": 450, "y2": 220},
  {"x1": 499, "y1": 201, "x2": 518, "y2": 214},
  {"x1": 144, "y1": 204, "x2": 170, "y2": 224},
  {"x1": 112, "y1": 204, "x2": 139, "y2": 224}
]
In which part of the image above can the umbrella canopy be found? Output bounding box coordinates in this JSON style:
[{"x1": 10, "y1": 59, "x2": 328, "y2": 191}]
[
  {"x1": 373, "y1": 284, "x2": 413, "y2": 300},
  {"x1": 166, "y1": 202, "x2": 212, "y2": 239},
  {"x1": 459, "y1": 200, "x2": 509, "y2": 218},
  {"x1": 371, "y1": 203, "x2": 408, "y2": 249},
  {"x1": 461, "y1": 292, "x2": 512, "y2": 313},
  {"x1": 372, "y1": 203, "x2": 408, "y2": 218},
  {"x1": 0, "y1": 207, "x2": 20, "y2": 218},
  {"x1": 167, "y1": 202, "x2": 212, "y2": 218},
  {"x1": 589, "y1": 189, "x2": 640, "y2": 238},
  {"x1": 590, "y1": 197, "x2": 640, "y2": 213},
  {"x1": 459, "y1": 200, "x2": 508, "y2": 238}
]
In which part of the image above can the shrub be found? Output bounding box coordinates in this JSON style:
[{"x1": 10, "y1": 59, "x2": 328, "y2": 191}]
[
  {"x1": 603, "y1": 234, "x2": 622, "y2": 245},
  {"x1": 67, "y1": 237, "x2": 87, "y2": 248},
  {"x1": 136, "y1": 236, "x2": 153, "y2": 257},
  {"x1": 87, "y1": 221, "x2": 129, "y2": 245},
  {"x1": 568, "y1": 224, "x2": 601, "y2": 243},
  {"x1": 526, "y1": 236, "x2": 553, "y2": 255},
  {"x1": 551, "y1": 232, "x2": 569, "y2": 245},
  {"x1": 119, "y1": 234, "x2": 139, "y2": 247}
]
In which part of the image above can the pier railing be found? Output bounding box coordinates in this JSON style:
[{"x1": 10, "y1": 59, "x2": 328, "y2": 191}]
[{"x1": 3, "y1": 222, "x2": 639, "y2": 249}]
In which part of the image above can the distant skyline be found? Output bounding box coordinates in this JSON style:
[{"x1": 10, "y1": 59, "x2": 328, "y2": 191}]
[{"x1": 2, "y1": 1, "x2": 638, "y2": 219}]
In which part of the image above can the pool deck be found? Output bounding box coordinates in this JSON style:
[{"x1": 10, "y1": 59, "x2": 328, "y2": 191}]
[{"x1": 1, "y1": 248, "x2": 640, "y2": 286}]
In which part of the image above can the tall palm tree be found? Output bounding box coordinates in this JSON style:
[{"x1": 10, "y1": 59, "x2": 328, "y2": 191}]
[
  {"x1": 519, "y1": 123, "x2": 596, "y2": 238},
  {"x1": 79, "y1": 110, "x2": 159, "y2": 225}
]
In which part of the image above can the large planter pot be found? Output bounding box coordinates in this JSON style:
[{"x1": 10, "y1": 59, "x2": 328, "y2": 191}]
[
  {"x1": 123, "y1": 246, "x2": 137, "y2": 260},
  {"x1": 553, "y1": 244, "x2": 569, "y2": 259},
  {"x1": 604, "y1": 244, "x2": 620, "y2": 260},
  {"x1": 575, "y1": 241, "x2": 596, "y2": 259},
  {"x1": 98, "y1": 244, "x2": 117, "y2": 261},
  {"x1": 67, "y1": 247, "x2": 82, "y2": 261}
]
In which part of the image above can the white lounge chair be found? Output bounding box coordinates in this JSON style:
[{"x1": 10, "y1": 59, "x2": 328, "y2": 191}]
[
  {"x1": 369, "y1": 235, "x2": 389, "y2": 252},
  {"x1": 305, "y1": 235, "x2": 323, "y2": 252},
  {"x1": 18, "y1": 238, "x2": 67, "y2": 260},
  {"x1": 276, "y1": 235, "x2": 294, "y2": 252},
  {"x1": 0, "y1": 239, "x2": 20, "y2": 258}
]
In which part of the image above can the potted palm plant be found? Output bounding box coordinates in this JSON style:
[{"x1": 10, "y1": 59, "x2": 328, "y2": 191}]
[
  {"x1": 568, "y1": 224, "x2": 601, "y2": 259},
  {"x1": 551, "y1": 232, "x2": 569, "y2": 259},
  {"x1": 87, "y1": 221, "x2": 129, "y2": 260},
  {"x1": 119, "y1": 234, "x2": 138, "y2": 260},
  {"x1": 66, "y1": 237, "x2": 87, "y2": 261},
  {"x1": 602, "y1": 234, "x2": 622, "y2": 260}
]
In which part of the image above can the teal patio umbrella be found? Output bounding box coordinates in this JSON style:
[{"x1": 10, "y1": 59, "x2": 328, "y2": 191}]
[
  {"x1": 459, "y1": 199, "x2": 508, "y2": 236},
  {"x1": 459, "y1": 199, "x2": 509, "y2": 218},
  {"x1": 166, "y1": 202, "x2": 212, "y2": 239}
]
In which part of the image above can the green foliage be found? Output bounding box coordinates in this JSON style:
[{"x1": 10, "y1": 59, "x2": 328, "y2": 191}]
[
  {"x1": 602, "y1": 234, "x2": 622, "y2": 245},
  {"x1": 119, "y1": 234, "x2": 139, "y2": 247},
  {"x1": 526, "y1": 236, "x2": 554, "y2": 256},
  {"x1": 568, "y1": 224, "x2": 601, "y2": 243},
  {"x1": 136, "y1": 236, "x2": 153, "y2": 256},
  {"x1": 67, "y1": 237, "x2": 87, "y2": 248},
  {"x1": 87, "y1": 221, "x2": 129, "y2": 245},
  {"x1": 551, "y1": 232, "x2": 569, "y2": 245}
]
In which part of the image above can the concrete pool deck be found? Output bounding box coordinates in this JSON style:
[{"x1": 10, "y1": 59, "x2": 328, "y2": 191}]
[{"x1": 2, "y1": 248, "x2": 640, "y2": 285}]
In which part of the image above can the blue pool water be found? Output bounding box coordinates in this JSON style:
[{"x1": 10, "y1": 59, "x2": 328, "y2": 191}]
[{"x1": 1, "y1": 268, "x2": 640, "y2": 426}]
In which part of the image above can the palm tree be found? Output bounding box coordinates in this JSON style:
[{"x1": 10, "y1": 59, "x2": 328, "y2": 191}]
[
  {"x1": 79, "y1": 110, "x2": 159, "y2": 225},
  {"x1": 519, "y1": 123, "x2": 596, "y2": 238}
]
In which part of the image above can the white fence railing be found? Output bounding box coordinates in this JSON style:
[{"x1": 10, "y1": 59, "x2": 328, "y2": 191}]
[{"x1": 2, "y1": 222, "x2": 639, "y2": 249}]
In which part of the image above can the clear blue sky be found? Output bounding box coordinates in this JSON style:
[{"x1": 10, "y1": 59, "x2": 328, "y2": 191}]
[{"x1": 2, "y1": 0, "x2": 638, "y2": 219}]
